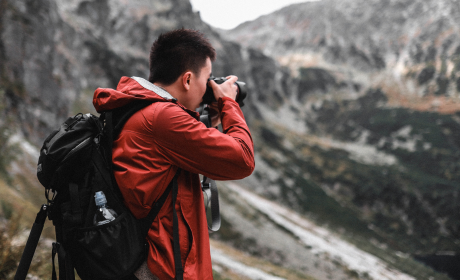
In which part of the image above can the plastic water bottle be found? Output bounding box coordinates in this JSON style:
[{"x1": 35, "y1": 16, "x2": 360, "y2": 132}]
[{"x1": 93, "y1": 191, "x2": 118, "y2": 225}]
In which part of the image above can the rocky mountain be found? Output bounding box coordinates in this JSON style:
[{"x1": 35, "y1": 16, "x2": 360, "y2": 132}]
[
  {"x1": 0, "y1": 0, "x2": 458, "y2": 279},
  {"x1": 220, "y1": 0, "x2": 460, "y2": 278},
  {"x1": 225, "y1": 0, "x2": 460, "y2": 104}
]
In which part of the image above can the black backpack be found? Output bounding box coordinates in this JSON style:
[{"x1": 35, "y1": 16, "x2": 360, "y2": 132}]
[{"x1": 14, "y1": 100, "x2": 184, "y2": 280}]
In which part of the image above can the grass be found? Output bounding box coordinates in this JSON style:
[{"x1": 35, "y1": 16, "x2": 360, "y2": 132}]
[
  {"x1": 0, "y1": 89, "x2": 21, "y2": 186},
  {"x1": 0, "y1": 172, "x2": 56, "y2": 279},
  {"x1": 0, "y1": 119, "x2": 57, "y2": 279},
  {"x1": 0, "y1": 213, "x2": 24, "y2": 279},
  {"x1": 251, "y1": 119, "x2": 458, "y2": 279},
  {"x1": 339, "y1": 229, "x2": 452, "y2": 280},
  {"x1": 0, "y1": 211, "x2": 54, "y2": 280},
  {"x1": 262, "y1": 86, "x2": 460, "y2": 250},
  {"x1": 70, "y1": 87, "x2": 98, "y2": 117},
  {"x1": 210, "y1": 239, "x2": 316, "y2": 280}
]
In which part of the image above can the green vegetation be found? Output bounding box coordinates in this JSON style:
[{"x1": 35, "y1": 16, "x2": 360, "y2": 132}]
[
  {"x1": 309, "y1": 88, "x2": 460, "y2": 184},
  {"x1": 70, "y1": 88, "x2": 98, "y2": 116},
  {"x1": 298, "y1": 67, "x2": 338, "y2": 99},
  {"x1": 212, "y1": 270, "x2": 233, "y2": 280},
  {"x1": 0, "y1": 212, "x2": 53, "y2": 280},
  {"x1": 0, "y1": 89, "x2": 20, "y2": 184},
  {"x1": 343, "y1": 96, "x2": 457, "y2": 248},
  {"x1": 0, "y1": 214, "x2": 24, "y2": 279},
  {"x1": 0, "y1": 86, "x2": 56, "y2": 279},
  {"x1": 251, "y1": 82, "x2": 460, "y2": 277},
  {"x1": 254, "y1": 122, "x2": 454, "y2": 279},
  {"x1": 1, "y1": 201, "x2": 13, "y2": 220}
]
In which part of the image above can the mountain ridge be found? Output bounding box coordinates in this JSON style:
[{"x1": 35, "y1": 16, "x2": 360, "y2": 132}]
[
  {"x1": 222, "y1": 0, "x2": 460, "y2": 275},
  {"x1": 224, "y1": 0, "x2": 460, "y2": 111},
  {"x1": 1, "y1": 0, "x2": 458, "y2": 279}
]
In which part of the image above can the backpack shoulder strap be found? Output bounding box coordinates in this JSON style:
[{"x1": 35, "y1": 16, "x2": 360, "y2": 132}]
[
  {"x1": 103, "y1": 100, "x2": 184, "y2": 279},
  {"x1": 139, "y1": 168, "x2": 181, "y2": 234},
  {"x1": 111, "y1": 100, "x2": 155, "y2": 137},
  {"x1": 103, "y1": 100, "x2": 154, "y2": 153},
  {"x1": 171, "y1": 168, "x2": 183, "y2": 280},
  {"x1": 102, "y1": 100, "x2": 154, "y2": 171}
]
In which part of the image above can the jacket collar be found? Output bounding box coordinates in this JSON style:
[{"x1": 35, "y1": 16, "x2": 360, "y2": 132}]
[
  {"x1": 130, "y1": 76, "x2": 176, "y2": 101},
  {"x1": 93, "y1": 76, "x2": 199, "y2": 119}
]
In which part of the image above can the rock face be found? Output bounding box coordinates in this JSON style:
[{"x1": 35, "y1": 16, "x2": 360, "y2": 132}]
[
  {"x1": 0, "y1": 0, "x2": 214, "y2": 145},
  {"x1": 222, "y1": 0, "x2": 460, "y2": 259},
  {"x1": 0, "y1": 0, "x2": 315, "y2": 277},
  {"x1": 225, "y1": 0, "x2": 460, "y2": 99},
  {"x1": 1, "y1": 0, "x2": 290, "y2": 145}
]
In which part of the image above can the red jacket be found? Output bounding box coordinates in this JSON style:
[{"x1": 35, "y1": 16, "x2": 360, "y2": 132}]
[{"x1": 93, "y1": 76, "x2": 255, "y2": 280}]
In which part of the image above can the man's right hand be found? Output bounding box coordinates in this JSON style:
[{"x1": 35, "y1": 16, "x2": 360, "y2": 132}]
[{"x1": 209, "y1": 75, "x2": 239, "y2": 101}]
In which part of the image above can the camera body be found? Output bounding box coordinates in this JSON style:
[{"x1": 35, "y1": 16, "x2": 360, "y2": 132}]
[{"x1": 202, "y1": 76, "x2": 247, "y2": 107}]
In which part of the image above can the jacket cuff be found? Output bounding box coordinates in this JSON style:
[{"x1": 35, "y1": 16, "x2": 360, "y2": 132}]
[{"x1": 218, "y1": 97, "x2": 238, "y2": 111}]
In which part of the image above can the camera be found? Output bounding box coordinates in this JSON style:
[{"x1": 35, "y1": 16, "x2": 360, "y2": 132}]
[{"x1": 202, "y1": 76, "x2": 247, "y2": 107}]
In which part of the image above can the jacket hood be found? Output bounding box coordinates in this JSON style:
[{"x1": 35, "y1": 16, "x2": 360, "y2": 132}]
[{"x1": 93, "y1": 76, "x2": 176, "y2": 113}]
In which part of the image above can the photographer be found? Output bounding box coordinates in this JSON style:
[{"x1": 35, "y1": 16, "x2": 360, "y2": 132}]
[{"x1": 93, "y1": 29, "x2": 255, "y2": 280}]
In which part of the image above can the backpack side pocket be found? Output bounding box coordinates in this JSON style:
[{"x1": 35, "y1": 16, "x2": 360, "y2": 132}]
[{"x1": 72, "y1": 211, "x2": 147, "y2": 280}]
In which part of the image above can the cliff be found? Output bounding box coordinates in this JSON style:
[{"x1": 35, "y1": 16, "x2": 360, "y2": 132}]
[
  {"x1": 222, "y1": 0, "x2": 460, "y2": 273},
  {"x1": 0, "y1": 0, "x2": 458, "y2": 279},
  {"x1": 226, "y1": 0, "x2": 460, "y2": 103}
]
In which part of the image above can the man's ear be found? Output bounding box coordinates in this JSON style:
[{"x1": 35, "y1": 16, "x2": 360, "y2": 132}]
[{"x1": 182, "y1": 72, "x2": 192, "y2": 90}]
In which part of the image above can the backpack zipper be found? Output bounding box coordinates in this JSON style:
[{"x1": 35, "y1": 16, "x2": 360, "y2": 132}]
[{"x1": 62, "y1": 137, "x2": 92, "y2": 163}]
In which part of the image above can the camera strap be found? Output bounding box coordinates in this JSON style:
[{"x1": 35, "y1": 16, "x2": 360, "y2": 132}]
[{"x1": 201, "y1": 176, "x2": 221, "y2": 233}]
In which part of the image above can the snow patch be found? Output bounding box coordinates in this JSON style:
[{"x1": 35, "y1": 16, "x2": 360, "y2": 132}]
[
  {"x1": 322, "y1": 137, "x2": 398, "y2": 166},
  {"x1": 9, "y1": 134, "x2": 39, "y2": 160},
  {"x1": 211, "y1": 248, "x2": 286, "y2": 280},
  {"x1": 389, "y1": 125, "x2": 421, "y2": 152},
  {"x1": 256, "y1": 103, "x2": 307, "y2": 134},
  {"x1": 253, "y1": 154, "x2": 281, "y2": 182},
  {"x1": 226, "y1": 182, "x2": 415, "y2": 280},
  {"x1": 8, "y1": 133, "x2": 40, "y2": 176}
]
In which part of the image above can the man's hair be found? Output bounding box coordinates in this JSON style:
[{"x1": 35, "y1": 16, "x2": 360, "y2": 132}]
[{"x1": 148, "y1": 29, "x2": 216, "y2": 85}]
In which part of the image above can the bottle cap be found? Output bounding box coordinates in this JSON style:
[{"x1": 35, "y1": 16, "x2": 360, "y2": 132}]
[{"x1": 94, "y1": 191, "x2": 107, "y2": 206}]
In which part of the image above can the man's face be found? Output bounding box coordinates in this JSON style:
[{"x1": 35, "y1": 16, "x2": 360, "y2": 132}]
[{"x1": 189, "y1": 57, "x2": 212, "y2": 110}]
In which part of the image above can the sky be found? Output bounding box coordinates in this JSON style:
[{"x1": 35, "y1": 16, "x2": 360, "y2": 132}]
[{"x1": 189, "y1": 0, "x2": 319, "y2": 30}]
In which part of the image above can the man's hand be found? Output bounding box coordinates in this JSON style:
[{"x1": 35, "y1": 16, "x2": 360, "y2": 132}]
[
  {"x1": 209, "y1": 75, "x2": 239, "y2": 101},
  {"x1": 207, "y1": 76, "x2": 239, "y2": 127},
  {"x1": 208, "y1": 102, "x2": 221, "y2": 127}
]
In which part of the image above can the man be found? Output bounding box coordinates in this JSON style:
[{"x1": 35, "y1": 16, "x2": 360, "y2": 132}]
[{"x1": 93, "y1": 29, "x2": 255, "y2": 279}]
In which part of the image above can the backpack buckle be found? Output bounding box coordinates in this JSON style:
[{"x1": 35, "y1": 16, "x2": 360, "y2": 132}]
[{"x1": 46, "y1": 188, "x2": 57, "y2": 204}]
